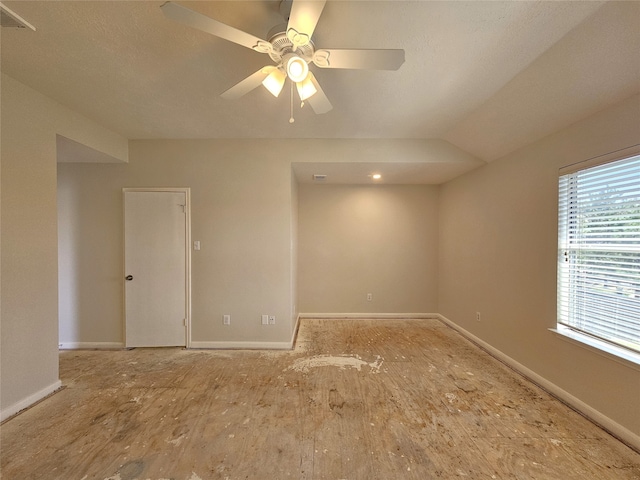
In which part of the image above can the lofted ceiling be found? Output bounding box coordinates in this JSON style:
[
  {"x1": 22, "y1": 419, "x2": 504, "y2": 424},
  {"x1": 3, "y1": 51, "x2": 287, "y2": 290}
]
[{"x1": 2, "y1": 1, "x2": 639, "y2": 182}]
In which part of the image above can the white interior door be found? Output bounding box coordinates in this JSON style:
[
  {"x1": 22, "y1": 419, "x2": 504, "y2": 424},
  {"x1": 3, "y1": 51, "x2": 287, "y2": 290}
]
[{"x1": 124, "y1": 190, "x2": 188, "y2": 347}]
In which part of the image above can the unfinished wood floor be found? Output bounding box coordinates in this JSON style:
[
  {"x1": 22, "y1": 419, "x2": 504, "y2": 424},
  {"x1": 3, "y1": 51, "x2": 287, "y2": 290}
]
[{"x1": 2, "y1": 319, "x2": 639, "y2": 480}]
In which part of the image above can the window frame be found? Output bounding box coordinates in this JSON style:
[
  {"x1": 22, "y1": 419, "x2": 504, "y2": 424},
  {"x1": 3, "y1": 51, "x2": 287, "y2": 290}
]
[{"x1": 553, "y1": 144, "x2": 640, "y2": 367}]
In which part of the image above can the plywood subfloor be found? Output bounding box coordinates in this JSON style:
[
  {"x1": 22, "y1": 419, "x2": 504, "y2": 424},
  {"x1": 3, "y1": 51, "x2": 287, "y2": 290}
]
[{"x1": 1, "y1": 318, "x2": 639, "y2": 479}]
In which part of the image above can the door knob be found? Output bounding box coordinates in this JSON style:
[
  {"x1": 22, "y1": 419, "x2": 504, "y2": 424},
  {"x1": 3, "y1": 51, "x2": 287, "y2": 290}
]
[{"x1": 125, "y1": 275, "x2": 133, "y2": 281}]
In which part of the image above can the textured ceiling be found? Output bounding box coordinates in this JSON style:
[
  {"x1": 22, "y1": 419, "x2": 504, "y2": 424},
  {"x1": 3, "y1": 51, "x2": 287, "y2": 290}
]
[{"x1": 2, "y1": 1, "x2": 639, "y2": 170}]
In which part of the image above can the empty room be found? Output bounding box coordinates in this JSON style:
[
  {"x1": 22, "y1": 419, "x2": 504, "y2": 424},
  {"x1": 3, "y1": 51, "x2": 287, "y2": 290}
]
[{"x1": 1, "y1": 1, "x2": 639, "y2": 479}]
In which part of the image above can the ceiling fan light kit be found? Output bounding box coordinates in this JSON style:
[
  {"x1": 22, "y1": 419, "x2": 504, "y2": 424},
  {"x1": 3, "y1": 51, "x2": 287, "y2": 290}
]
[{"x1": 160, "y1": 0, "x2": 405, "y2": 121}]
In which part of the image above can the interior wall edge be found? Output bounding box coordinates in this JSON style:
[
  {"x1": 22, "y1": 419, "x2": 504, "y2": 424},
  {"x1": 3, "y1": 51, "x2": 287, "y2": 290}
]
[
  {"x1": 437, "y1": 314, "x2": 640, "y2": 453},
  {"x1": 56, "y1": 134, "x2": 127, "y2": 164},
  {"x1": 292, "y1": 314, "x2": 301, "y2": 346},
  {"x1": 0, "y1": 380, "x2": 62, "y2": 423}
]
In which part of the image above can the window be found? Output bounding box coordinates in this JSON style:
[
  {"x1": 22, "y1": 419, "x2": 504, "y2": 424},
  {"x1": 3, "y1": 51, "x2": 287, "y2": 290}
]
[{"x1": 557, "y1": 150, "x2": 640, "y2": 358}]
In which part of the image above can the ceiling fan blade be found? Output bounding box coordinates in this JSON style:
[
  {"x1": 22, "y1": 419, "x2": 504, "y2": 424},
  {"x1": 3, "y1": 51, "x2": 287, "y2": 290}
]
[
  {"x1": 306, "y1": 72, "x2": 332, "y2": 114},
  {"x1": 313, "y1": 49, "x2": 405, "y2": 70},
  {"x1": 287, "y1": 0, "x2": 326, "y2": 48},
  {"x1": 161, "y1": 2, "x2": 272, "y2": 53},
  {"x1": 221, "y1": 67, "x2": 275, "y2": 100}
]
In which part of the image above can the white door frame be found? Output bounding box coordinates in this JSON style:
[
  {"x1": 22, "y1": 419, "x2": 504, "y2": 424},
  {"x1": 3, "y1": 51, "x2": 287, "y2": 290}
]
[{"x1": 123, "y1": 187, "x2": 192, "y2": 348}]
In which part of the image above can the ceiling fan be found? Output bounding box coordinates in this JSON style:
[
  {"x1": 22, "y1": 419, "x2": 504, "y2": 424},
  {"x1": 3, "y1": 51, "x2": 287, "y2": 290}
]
[{"x1": 160, "y1": 0, "x2": 405, "y2": 118}]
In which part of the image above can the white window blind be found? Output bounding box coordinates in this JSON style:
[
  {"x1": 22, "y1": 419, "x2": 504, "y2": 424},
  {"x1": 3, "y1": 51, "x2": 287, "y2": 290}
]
[{"x1": 557, "y1": 153, "x2": 640, "y2": 354}]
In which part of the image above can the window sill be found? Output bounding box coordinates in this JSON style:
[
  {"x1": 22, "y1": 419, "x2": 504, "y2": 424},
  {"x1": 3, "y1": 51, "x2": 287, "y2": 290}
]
[{"x1": 550, "y1": 326, "x2": 640, "y2": 371}]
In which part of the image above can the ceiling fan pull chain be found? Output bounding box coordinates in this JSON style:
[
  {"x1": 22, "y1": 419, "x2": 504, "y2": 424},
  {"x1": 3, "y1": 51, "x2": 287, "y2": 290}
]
[{"x1": 289, "y1": 81, "x2": 295, "y2": 124}]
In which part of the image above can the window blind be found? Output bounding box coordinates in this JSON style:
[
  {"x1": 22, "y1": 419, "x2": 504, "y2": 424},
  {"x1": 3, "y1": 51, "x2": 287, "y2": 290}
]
[{"x1": 557, "y1": 153, "x2": 640, "y2": 354}]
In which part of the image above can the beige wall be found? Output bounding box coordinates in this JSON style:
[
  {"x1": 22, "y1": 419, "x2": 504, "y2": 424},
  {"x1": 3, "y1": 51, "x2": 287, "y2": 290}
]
[
  {"x1": 298, "y1": 184, "x2": 439, "y2": 314},
  {"x1": 438, "y1": 94, "x2": 640, "y2": 439},
  {"x1": 58, "y1": 139, "x2": 459, "y2": 347},
  {"x1": 11, "y1": 69, "x2": 638, "y2": 444},
  {"x1": 58, "y1": 140, "x2": 297, "y2": 348},
  {"x1": 1, "y1": 74, "x2": 127, "y2": 419}
]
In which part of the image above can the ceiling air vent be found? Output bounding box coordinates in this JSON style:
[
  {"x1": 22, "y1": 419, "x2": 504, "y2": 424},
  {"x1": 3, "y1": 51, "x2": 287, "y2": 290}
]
[
  {"x1": 312, "y1": 174, "x2": 327, "y2": 182},
  {"x1": 0, "y1": 3, "x2": 35, "y2": 30}
]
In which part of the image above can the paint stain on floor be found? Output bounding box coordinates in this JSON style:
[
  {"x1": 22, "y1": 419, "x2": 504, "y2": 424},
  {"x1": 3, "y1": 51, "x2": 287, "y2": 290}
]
[{"x1": 287, "y1": 354, "x2": 383, "y2": 373}]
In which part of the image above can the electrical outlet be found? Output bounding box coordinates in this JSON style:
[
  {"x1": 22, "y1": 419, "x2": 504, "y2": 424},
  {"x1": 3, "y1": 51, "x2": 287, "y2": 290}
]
[
  {"x1": 268, "y1": 315, "x2": 276, "y2": 325},
  {"x1": 367, "y1": 293, "x2": 373, "y2": 301},
  {"x1": 261, "y1": 314, "x2": 269, "y2": 325},
  {"x1": 476, "y1": 312, "x2": 481, "y2": 322},
  {"x1": 223, "y1": 314, "x2": 230, "y2": 325}
]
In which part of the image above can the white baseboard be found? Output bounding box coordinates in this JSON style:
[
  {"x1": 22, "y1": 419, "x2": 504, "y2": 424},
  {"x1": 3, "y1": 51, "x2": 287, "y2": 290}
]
[
  {"x1": 299, "y1": 313, "x2": 439, "y2": 319},
  {"x1": 292, "y1": 314, "x2": 301, "y2": 345},
  {"x1": 436, "y1": 314, "x2": 640, "y2": 453},
  {"x1": 1, "y1": 380, "x2": 63, "y2": 422},
  {"x1": 190, "y1": 340, "x2": 293, "y2": 350},
  {"x1": 59, "y1": 342, "x2": 125, "y2": 349}
]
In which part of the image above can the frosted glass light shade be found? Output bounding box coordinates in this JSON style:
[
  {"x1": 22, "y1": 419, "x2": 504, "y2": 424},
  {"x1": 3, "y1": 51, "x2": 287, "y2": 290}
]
[
  {"x1": 286, "y1": 55, "x2": 309, "y2": 83},
  {"x1": 262, "y1": 69, "x2": 286, "y2": 97},
  {"x1": 296, "y1": 76, "x2": 317, "y2": 101}
]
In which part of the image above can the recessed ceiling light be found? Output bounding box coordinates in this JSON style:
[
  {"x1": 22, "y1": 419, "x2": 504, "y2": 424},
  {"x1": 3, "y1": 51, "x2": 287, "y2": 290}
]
[{"x1": 372, "y1": 174, "x2": 382, "y2": 180}]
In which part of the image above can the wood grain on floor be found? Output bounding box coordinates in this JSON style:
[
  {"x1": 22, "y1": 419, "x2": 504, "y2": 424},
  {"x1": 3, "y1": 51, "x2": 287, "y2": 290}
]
[{"x1": 1, "y1": 318, "x2": 639, "y2": 479}]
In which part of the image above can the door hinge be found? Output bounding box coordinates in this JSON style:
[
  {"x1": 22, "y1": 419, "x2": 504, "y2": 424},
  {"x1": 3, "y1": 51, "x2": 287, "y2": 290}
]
[{"x1": 183, "y1": 318, "x2": 187, "y2": 326}]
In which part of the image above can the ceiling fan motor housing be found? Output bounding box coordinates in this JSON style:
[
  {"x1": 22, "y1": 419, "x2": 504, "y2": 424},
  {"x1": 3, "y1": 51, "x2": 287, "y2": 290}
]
[{"x1": 267, "y1": 24, "x2": 315, "y2": 64}]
